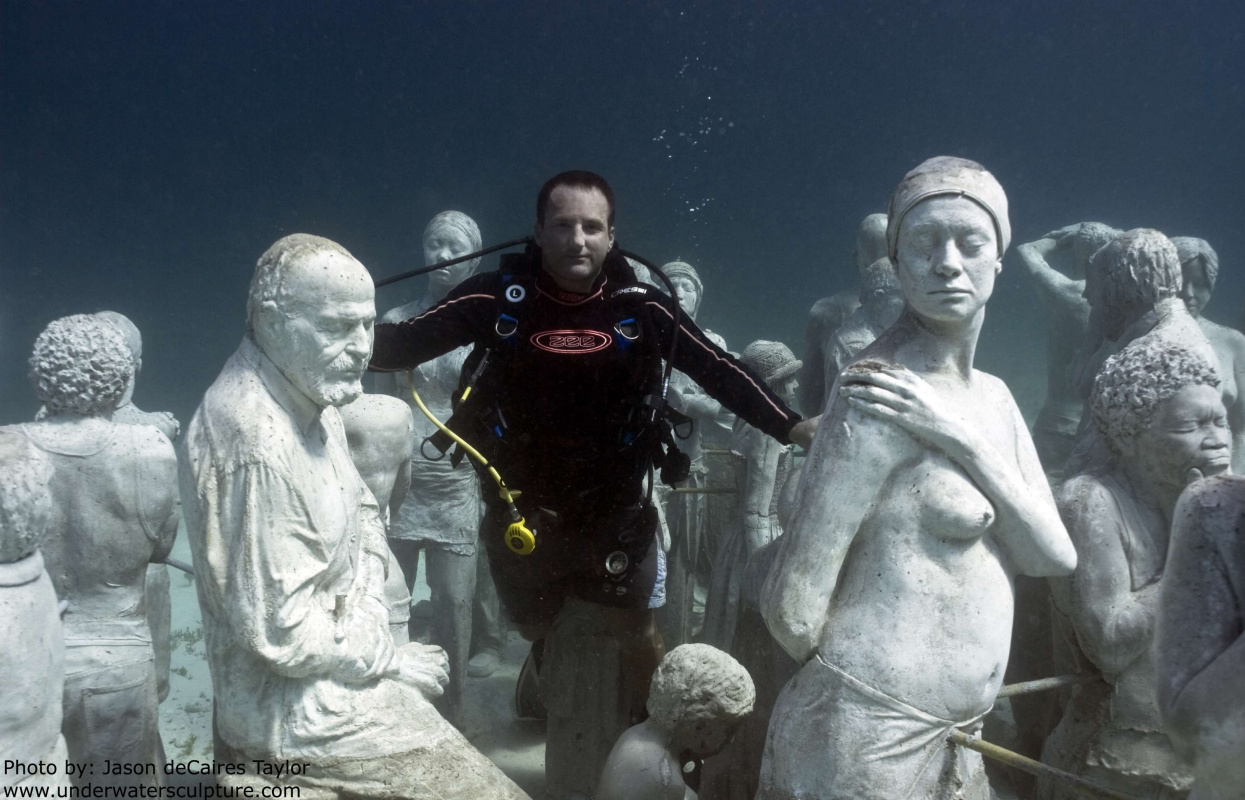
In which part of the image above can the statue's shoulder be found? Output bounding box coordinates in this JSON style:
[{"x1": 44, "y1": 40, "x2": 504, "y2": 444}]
[{"x1": 339, "y1": 394, "x2": 414, "y2": 444}]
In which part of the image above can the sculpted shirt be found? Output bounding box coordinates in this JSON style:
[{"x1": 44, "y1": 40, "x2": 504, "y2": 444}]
[{"x1": 180, "y1": 336, "x2": 459, "y2": 760}]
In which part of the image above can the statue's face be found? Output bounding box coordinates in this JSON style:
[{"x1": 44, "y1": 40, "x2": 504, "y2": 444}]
[
  {"x1": 424, "y1": 225, "x2": 479, "y2": 296},
  {"x1": 1123, "y1": 384, "x2": 1231, "y2": 489},
  {"x1": 534, "y1": 185, "x2": 615, "y2": 292},
  {"x1": 862, "y1": 282, "x2": 905, "y2": 330},
  {"x1": 1179, "y1": 258, "x2": 1213, "y2": 319},
  {"x1": 671, "y1": 275, "x2": 702, "y2": 318},
  {"x1": 776, "y1": 374, "x2": 799, "y2": 405},
  {"x1": 894, "y1": 196, "x2": 999, "y2": 327},
  {"x1": 675, "y1": 716, "x2": 740, "y2": 760},
  {"x1": 261, "y1": 250, "x2": 375, "y2": 408}
]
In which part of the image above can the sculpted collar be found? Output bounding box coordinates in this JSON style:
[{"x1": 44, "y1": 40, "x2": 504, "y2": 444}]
[{"x1": 240, "y1": 335, "x2": 324, "y2": 436}]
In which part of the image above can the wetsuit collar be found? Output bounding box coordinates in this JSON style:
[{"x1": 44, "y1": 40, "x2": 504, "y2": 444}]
[{"x1": 535, "y1": 267, "x2": 607, "y2": 306}]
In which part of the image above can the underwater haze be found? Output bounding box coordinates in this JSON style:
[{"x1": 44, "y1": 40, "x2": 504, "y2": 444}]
[{"x1": 3, "y1": 0, "x2": 1244, "y2": 424}]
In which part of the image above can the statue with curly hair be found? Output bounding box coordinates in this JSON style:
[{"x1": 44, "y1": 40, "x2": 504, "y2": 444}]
[
  {"x1": 0, "y1": 431, "x2": 71, "y2": 791},
  {"x1": 1040, "y1": 339, "x2": 1230, "y2": 799},
  {"x1": 597, "y1": 644, "x2": 755, "y2": 800},
  {"x1": 12, "y1": 314, "x2": 179, "y2": 788}
]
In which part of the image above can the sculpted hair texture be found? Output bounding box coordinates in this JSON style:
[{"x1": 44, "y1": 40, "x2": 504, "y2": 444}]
[
  {"x1": 0, "y1": 432, "x2": 54, "y2": 563},
  {"x1": 1092, "y1": 228, "x2": 1183, "y2": 312},
  {"x1": 1171, "y1": 236, "x2": 1220, "y2": 291},
  {"x1": 424, "y1": 210, "x2": 483, "y2": 253},
  {"x1": 536, "y1": 170, "x2": 616, "y2": 226},
  {"x1": 29, "y1": 314, "x2": 134, "y2": 416},
  {"x1": 646, "y1": 644, "x2": 756, "y2": 736},
  {"x1": 247, "y1": 233, "x2": 357, "y2": 332},
  {"x1": 1091, "y1": 340, "x2": 1221, "y2": 450},
  {"x1": 95, "y1": 310, "x2": 143, "y2": 361}
]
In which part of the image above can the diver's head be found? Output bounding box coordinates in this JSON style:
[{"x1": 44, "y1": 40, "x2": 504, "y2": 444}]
[
  {"x1": 854, "y1": 213, "x2": 889, "y2": 273},
  {"x1": 424, "y1": 211, "x2": 483, "y2": 299},
  {"x1": 29, "y1": 314, "x2": 133, "y2": 418},
  {"x1": 661, "y1": 261, "x2": 703, "y2": 320},
  {"x1": 1172, "y1": 236, "x2": 1219, "y2": 320},
  {"x1": 248, "y1": 234, "x2": 375, "y2": 409},
  {"x1": 1085, "y1": 228, "x2": 1182, "y2": 341},
  {"x1": 534, "y1": 170, "x2": 616, "y2": 293}
]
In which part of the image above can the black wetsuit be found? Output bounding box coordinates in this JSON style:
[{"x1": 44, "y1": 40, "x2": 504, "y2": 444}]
[{"x1": 370, "y1": 249, "x2": 799, "y2": 623}]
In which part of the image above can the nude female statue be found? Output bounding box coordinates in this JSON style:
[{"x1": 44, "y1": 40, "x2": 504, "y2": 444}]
[
  {"x1": 759, "y1": 156, "x2": 1077, "y2": 799},
  {"x1": 1173, "y1": 236, "x2": 1245, "y2": 473},
  {"x1": 1158, "y1": 474, "x2": 1245, "y2": 800}
]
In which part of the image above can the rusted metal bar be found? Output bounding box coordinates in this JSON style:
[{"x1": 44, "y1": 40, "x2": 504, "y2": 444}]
[
  {"x1": 997, "y1": 673, "x2": 1096, "y2": 698},
  {"x1": 671, "y1": 487, "x2": 739, "y2": 495},
  {"x1": 947, "y1": 731, "x2": 1142, "y2": 800}
]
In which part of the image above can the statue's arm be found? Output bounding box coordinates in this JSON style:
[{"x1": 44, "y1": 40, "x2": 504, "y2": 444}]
[
  {"x1": 1157, "y1": 479, "x2": 1245, "y2": 760},
  {"x1": 220, "y1": 463, "x2": 397, "y2": 684},
  {"x1": 740, "y1": 429, "x2": 783, "y2": 556},
  {"x1": 1014, "y1": 239, "x2": 1088, "y2": 316},
  {"x1": 137, "y1": 431, "x2": 180, "y2": 563},
  {"x1": 797, "y1": 310, "x2": 828, "y2": 416},
  {"x1": 760, "y1": 400, "x2": 892, "y2": 663},
  {"x1": 1051, "y1": 477, "x2": 1154, "y2": 676}
]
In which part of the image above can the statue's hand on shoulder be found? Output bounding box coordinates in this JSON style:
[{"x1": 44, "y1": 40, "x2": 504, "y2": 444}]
[
  {"x1": 395, "y1": 642, "x2": 450, "y2": 699},
  {"x1": 837, "y1": 365, "x2": 971, "y2": 460}
]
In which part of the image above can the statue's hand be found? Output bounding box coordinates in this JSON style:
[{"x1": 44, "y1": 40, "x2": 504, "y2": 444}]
[
  {"x1": 396, "y1": 642, "x2": 450, "y2": 699},
  {"x1": 838, "y1": 367, "x2": 971, "y2": 458},
  {"x1": 154, "y1": 412, "x2": 181, "y2": 439}
]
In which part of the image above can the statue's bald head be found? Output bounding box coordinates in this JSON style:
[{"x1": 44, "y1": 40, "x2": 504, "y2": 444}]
[
  {"x1": 247, "y1": 234, "x2": 369, "y2": 332},
  {"x1": 855, "y1": 213, "x2": 889, "y2": 273}
]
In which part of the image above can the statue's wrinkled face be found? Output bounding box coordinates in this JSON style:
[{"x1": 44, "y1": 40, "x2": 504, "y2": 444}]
[
  {"x1": 671, "y1": 275, "x2": 702, "y2": 319},
  {"x1": 424, "y1": 225, "x2": 479, "y2": 297},
  {"x1": 894, "y1": 196, "x2": 999, "y2": 327},
  {"x1": 1179, "y1": 258, "x2": 1213, "y2": 320},
  {"x1": 262, "y1": 250, "x2": 376, "y2": 408},
  {"x1": 1122, "y1": 384, "x2": 1231, "y2": 488}
]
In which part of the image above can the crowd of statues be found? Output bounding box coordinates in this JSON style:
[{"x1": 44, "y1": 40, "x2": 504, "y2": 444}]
[{"x1": 3, "y1": 155, "x2": 1243, "y2": 800}]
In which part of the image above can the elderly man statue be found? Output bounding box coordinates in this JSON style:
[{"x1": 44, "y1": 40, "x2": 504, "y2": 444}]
[{"x1": 179, "y1": 234, "x2": 527, "y2": 799}]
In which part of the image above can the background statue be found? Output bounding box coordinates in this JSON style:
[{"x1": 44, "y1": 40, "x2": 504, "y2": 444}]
[
  {"x1": 759, "y1": 157, "x2": 1076, "y2": 800},
  {"x1": 1158, "y1": 474, "x2": 1245, "y2": 800},
  {"x1": 339, "y1": 393, "x2": 415, "y2": 645},
  {"x1": 797, "y1": 212, "x2": 887, "y2": 416},
  {"x1": 823, "y1": 256, "x2": 904, "y2": 387},
  {"x1": 375, "y1": 211, "x2": 506, "y2": 713},
  {"x1": 1173, "y1": 236, "x2": 1245, "y2": 473},
  {"x1": 18, "y1": 314, "x2": 179, "y2": 787},
  {"x1": 180, "y1": 234, "x2": 526, "y2": 799},
  {"x1": 702, "y1": 340, "x2": 799, "y2": 653},
  {"x1": 596, "y1": 644, "x2": 755, "y2": 800},
  {"x1": 0, "y1": 432, "x2": 70, "y2": 790},
  {"x1": 1042, "y1": 340, "x2": 1227, "y2": 798},
  {"x1": 1014, "y1": 222, "x2": 1117, "y2": 473}
]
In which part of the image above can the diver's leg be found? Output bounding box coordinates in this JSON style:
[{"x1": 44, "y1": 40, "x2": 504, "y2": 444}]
[{"x1": 426, "y1": 544, "x2": 476, "y2": 728}]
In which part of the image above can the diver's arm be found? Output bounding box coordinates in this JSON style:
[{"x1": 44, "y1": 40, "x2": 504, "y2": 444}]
[
  {"x1": 645, "y1": 300, "x2": 799, "y2": 443},
  {"x1": 370, "y1": 274, "x2": 495, "y2": 373}
]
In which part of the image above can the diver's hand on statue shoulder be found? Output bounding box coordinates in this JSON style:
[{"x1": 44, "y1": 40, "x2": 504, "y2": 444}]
[
  {"x1": 789, "y1": 416, "x2": 820, "y2": 450},
  {"x1": 396, "y1": 642, "x2": 450, "y2": 699}
]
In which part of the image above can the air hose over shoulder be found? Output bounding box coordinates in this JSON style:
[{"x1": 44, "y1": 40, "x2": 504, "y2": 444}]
[{"x1": 407, "y1": 373, "x2": 536, "y2": 555}]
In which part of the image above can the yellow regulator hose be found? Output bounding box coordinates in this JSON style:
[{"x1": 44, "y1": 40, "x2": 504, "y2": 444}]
[{"x1": 408, "y1": 372, "x2": 536, "y2": 554}]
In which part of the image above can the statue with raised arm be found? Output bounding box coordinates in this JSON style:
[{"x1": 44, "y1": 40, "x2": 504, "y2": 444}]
[
  {"x1": 702, "y1": 340, "x2": 799, "y2": 653},
  {"x1": 1158, "y1": 474, "x2": 1245, "y2": 800},
  {"x1": 180, "y1": 233, "x2": 526, "y2": 799},
  {"x1": 596, "y1": 644, "x2": 755, "y2": 800},
  {"x1": 758, "y1": 157, "x2": 1077, "y2": 800},
  {"x1": 1173, "y1": 237, "x2": 1245, "y2": 474},
  {"x1": 797, "y1": 212, "x2": 888, "y2": 416},
  {"x1": 1014, "y1": 222, "x2": 1117, "y2": 472},
  {"x1": 16, "y1": 315, "x2": 179, "y2": 787},
  {"x1": 0, "y1": 433, "x2": 71, "y2": 791},
  {"x1": 1040, "y1": 340, "x2": 1226, "y2": 798}
]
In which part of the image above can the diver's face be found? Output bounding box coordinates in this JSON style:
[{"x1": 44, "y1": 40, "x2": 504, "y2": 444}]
[
  {"x1": 894, "y1": 196, "x2": 999, "y2": 328},
  {"x1": 424, "y1": 227, "x2": 479, "y2": 296},
  {"x1": 535, "y1": 185, "x2": 615, "y2": 293},
  {"x1": 1121, "y1": 384, "x2": 1231, "y2": 490},
  {"x1": 671, "y1": 276, "x2": 702, "y2": 318},
  {"x1": 261, "y1": 251, "x2": 375, "y2": 409},
  {"x1": 1180, "y1": 259, "x2": 1213, "y2": 319}
]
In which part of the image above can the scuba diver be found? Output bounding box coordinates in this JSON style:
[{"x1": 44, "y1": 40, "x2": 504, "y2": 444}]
[{"x1": 369, "y1": 170, "x2": 818, "y2": 726}]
